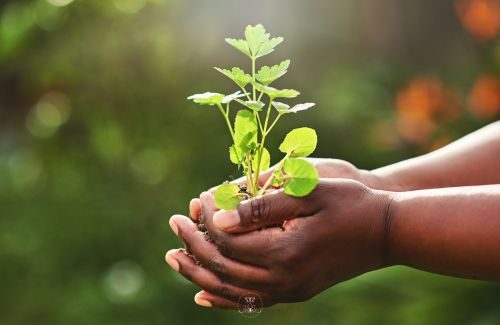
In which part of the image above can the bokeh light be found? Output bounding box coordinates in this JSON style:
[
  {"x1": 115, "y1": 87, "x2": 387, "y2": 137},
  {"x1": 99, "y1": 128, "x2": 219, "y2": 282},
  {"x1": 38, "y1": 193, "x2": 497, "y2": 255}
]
[
  {"x1": 468, "y1": 75, "x2": 500, "y2": 119},
  {"x1": 103, "y1": 260, "x2": 145, "y2": 303},
  {"x1": 26, "y1": 92, "x2": 71, "y2": 138},
  {"x1": 455, "y1": 0, "x2": 500, "y2": 41}
]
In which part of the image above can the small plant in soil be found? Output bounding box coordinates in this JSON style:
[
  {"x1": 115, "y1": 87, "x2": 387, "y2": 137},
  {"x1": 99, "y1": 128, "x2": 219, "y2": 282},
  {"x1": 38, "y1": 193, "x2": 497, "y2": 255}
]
[{"x1": 188, "y1": 24, "x2": 319, "y2": 211}]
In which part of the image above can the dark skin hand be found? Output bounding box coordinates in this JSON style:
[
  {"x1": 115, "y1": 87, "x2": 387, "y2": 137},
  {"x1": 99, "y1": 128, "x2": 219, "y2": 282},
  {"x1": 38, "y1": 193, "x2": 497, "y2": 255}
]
[
  {"x1": 168, "y1": 183, "x2": 500, "y2": 308},
  {"x1": 168, "y1": 179, "x2": 390, "y2": 308},
  {"x1": 166, "y1": 121, "x2": 500, "y2": 308}
]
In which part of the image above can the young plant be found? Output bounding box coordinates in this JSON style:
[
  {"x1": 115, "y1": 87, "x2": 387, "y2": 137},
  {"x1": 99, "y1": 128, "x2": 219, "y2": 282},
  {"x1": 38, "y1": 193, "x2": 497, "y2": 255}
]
[{"x1": 188, "y1": 24, "x2": 319, "y2": 210}]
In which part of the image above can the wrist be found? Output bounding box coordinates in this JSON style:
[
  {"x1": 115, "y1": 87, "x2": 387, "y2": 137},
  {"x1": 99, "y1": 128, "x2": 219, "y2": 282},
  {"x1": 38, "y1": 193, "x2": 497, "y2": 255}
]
[
  {"x1": 366, "y1": 168, "x2": 408, "y2": 192},
  {"x1": 370, "y1": 189, "x2": 400, "y2": 268}
]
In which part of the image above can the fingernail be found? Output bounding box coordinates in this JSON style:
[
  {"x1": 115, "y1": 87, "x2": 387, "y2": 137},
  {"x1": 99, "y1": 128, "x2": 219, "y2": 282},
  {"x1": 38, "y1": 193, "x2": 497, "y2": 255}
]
[
  {"x1": 169, "y1": 217, "x2": 179, "y2": 235},
  {"x1": 194, "y1": 293, "x2": 213, "y2": 308},
  {"x1": 213, "y1": 210, "x2": 240, "y2": 230},
  {"x1": 165, "y1": 250, "x2": 179, "y2": 271}
]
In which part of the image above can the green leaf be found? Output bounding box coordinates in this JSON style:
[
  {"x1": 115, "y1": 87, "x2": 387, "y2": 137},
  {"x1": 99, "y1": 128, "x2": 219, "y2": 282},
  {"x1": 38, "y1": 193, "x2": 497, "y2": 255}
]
[
  {"x1": 289, "y1": 103, "x2": 315, "y2": 113},
  {"x1": 214, "y1": 183, "x2": 243, "y2": 210},
  {"x1": 187, "y1": 92, "x2": 224, "y2": 106},
  {"x1": 252, "y1": 81, "x2": 299, "y2": 99},
  {"x1": 283, "y1": 158, "x2": 319, "y2": 197},
  {"x1": 274, "y1": 102, "x2": 316, "y2": 114},
  {"x1": 236, "y1": 99, "x2": 265, "y2": 112},
  {"x1": 252, "y1": 147, "x2": 270, "y2": 173},
  {"x1": 256, "y1": 36, "x2": 284, "y2": 58},
  {"x1": 245, "y1": 24, "x2": 269, "y2": 57},
  {"x1": 229, "y1": 145, "x2": 245, "y2": 165},
  {"x1": 241, "y1": 24, "x2": 284, "y2": 58},
  {"x1": 272, "y1": 101, "x2": 290, "y2": 113},
  {"x1": 271, "y1": 168, "x2": 285, "y2": 187},
  {"x1": 215, "y1": 67, "x2": 252, "y2": 88},
  {"x1": 225, "y1": 38, "x2": 251, "y2": 58},
  {"x1": 234, "y1": 110, "x2": 258, "y2": 151},
  {"x1": 222, "y1": 91, "x2": 246, "y2": 104},
  {"x1": 256, "y1": 60, "x2": 290, "y2": 85},
  {"x1": 279, "y1": 127, "x2": 317, "y2": 157}
]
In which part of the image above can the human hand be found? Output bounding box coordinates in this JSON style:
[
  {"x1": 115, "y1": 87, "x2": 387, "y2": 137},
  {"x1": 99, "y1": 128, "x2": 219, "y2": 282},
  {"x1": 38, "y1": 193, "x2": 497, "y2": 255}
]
[
  {"x1": 188, "y1": 158, "x2": 382, "y2": 222},
  {"x1": 167, "y1": 179, "x2": 394, "y2": 308}
]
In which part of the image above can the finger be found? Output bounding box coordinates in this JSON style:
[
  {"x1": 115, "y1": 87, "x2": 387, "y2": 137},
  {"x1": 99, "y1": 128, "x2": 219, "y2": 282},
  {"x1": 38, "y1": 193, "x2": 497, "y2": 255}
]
[
  {"x1": 166, "y1": 249, "x2": 270, "y2": 304},
  {"x1": 195, "y1": 290, "x2": 273, "y2": 309},
  {"x1": 199, "y1": 192, "x2": 281, "y2": 266},
  {"x1": 213, "y1": 189, "x2": 317, "y2": 233},
  {"x1": 189, "y1": 198, "x2": 201, "y2": 221},
  {"x1": 194, "y1": 291, "x2": 238, "y2": 309},
  {"x1": 170, "y1": 214, "x2": 273, "y2": 287}
]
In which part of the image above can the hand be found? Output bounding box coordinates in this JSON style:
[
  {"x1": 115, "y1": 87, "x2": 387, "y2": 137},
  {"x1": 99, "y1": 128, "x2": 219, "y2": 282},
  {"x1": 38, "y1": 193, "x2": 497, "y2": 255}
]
[
  {"x1": 188, "y1": 158, "x2": 381, "y2": 222},
  {"x1": 167, "y1": 179, "x2": 394, "y2": 308}
]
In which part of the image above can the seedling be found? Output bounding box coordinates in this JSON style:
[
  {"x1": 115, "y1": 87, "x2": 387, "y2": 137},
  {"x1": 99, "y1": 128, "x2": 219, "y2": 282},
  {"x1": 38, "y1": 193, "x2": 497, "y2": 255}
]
[{"x1": 188, "y1": 24, "x2": 319, "y2": 210}]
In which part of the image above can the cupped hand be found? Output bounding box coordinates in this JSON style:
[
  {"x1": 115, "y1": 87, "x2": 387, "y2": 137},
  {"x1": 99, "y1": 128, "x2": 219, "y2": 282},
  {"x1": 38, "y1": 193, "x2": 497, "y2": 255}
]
[
  {"x1": 167, "y1": 179, "x2": 394, "y2": 308},
  {"x1": 188, "y1": 158, "x2": 380, "y2": 222}
]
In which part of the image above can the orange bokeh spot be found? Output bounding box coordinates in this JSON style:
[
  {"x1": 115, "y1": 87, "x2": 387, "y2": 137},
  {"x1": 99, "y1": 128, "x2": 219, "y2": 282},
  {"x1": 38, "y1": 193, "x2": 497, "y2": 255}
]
[
  {"x1": 455, "y1": 0, "x2": 500, "y2": 41},
  {"x1": 396, "y1": 78, "x2": 461, "y2": 143},
  {"x1": 468, "y1": 75, "x2": 500, "y2": 119}
]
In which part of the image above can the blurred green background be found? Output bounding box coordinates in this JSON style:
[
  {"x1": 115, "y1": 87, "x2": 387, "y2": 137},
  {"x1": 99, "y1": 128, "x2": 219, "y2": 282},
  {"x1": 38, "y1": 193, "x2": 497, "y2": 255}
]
[{"x1": 1, "y1": 0, "x2": 499, "y2": 324}]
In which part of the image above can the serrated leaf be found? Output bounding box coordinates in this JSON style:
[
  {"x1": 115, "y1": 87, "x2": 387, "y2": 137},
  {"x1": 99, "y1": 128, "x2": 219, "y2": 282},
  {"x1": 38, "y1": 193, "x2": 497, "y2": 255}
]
[
  {"x1": 252, "y1": 81, "x2": 300, "y2": 99},
  {"x1": 225, "y1": 38, "x2": 251, "y2": 58},
  {"x1": 279, "y1": 127, "x2": 317, "y2": 157},
  {"x1": 239, "y1": 24, "x2": 284, "y2": 58},
  {"x1": 234, "y1": 110, "x2": 258, "y2": 151},
  {"x1": 272, "y1": 101, "x2": 290, "y2": 113},
  {"x1": 283, "y1": 158, "x2": 319, "y2": 197},
  {"x1": 215, "y1": 67, "x2": 252, "y2": 88},
  {"x1": 236, "y1": 99, "x2": 265, "y2": 112},
  {"x1": 214, "y1": 183, "x2": 243, "y2": 210},
  {"x1": 256, "y1": 60, "x2": 290, "y2": 85},
  {"x1": 289, "y1": 103, "x2": 315, "y2": 113},
  {"x1": 277, "y1": 102, "x2": 316, "y2": 114},
  {"x1": 256, "y1": 37, "x2": 283, "y2": 58},
  {"x1": 252, "y1": 147, "x2": 270, "y2": 173},
  {"x1": 273, "y1": 89, "x2": 300, "y2": 99},
  {"x1": 187, "y1": 92, "x2": 225, "y2": 106},
  {"x1": 245, "y1": 24, "x2": 270, "y2": 57},
  {"x1": 222, "y1": 91, "x2": 246, "y2": 104}
]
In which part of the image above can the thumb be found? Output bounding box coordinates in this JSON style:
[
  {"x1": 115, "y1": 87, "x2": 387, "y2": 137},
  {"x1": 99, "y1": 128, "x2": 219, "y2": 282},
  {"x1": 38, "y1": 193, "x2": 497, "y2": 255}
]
[{"x1": 212, "y1": 190, "x2": 312, "y2": 233}]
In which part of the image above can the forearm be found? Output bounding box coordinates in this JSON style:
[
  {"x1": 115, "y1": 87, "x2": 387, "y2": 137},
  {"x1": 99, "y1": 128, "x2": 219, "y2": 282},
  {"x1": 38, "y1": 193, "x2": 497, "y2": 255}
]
[
  {"x1": 370, "y1": 121, "x2": 500, "y2": 191},
  {"x1": 387, "y1": 185, "x2": 500, "y2": 281}
]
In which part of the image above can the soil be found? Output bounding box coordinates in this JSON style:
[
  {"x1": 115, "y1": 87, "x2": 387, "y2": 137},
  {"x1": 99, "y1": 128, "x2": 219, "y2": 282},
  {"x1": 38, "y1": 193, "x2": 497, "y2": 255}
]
[
  {"x1": 196, "y1": 185, "x2": 283, "y2": 243},
  {"x1": 197, "y1": 184, "x2": 252, "y2": 235}
]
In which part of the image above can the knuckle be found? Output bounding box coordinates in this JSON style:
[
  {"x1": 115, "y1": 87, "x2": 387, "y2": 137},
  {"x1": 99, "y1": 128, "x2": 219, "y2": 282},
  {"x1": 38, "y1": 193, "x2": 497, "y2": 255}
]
[
  {"x1": 219, "y1": 286, "x2": 239, "y2": 302},
  {"x1": 207, "y1": 255, "x2": 228, "y2": 283},
  {"x1": 214, "y1": 237, "x2": 232, "y2": 258},
  {"x1": 248, "y1": 197, "x2": 271, "y2": 224},
  {"x1": 179, "y1": 227, "x2": 198, "y2": 255}
]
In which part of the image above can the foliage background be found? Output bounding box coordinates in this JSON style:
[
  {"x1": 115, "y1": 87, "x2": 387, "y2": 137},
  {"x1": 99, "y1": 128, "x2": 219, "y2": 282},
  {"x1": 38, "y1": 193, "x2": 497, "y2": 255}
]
[{"x1": 1, "y1": 0, "x2": 499, "y2": 324}]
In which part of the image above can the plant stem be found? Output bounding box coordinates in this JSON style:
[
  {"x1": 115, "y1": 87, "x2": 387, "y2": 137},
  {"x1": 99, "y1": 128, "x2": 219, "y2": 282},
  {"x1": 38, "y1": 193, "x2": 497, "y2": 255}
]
[
  {"x1": 238, "y1": 85, "x2": 252, "y2": 102},
  {"x1": 265, "y1": 113, "x2": 283, "y2": 136},
  {"x1": 258, "y1": 151, "x2": 291, "y2": 196},
  {"x1": 246, "y1": 150, "x2": 254, "y2": 195},
  {"x1": 251, "y1": 56, "x2": 256, "y2": 101},
  {"x1": 217, "y1": 103, "x2": 235, "y2": 141},
  {"x1": 253, "y1": 99, "x2": 273, "y2": 191}
]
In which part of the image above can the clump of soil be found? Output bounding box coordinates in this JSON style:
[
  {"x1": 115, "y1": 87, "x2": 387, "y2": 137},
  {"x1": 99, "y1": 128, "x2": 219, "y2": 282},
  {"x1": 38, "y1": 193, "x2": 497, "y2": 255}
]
[
  {"x1": 196, "y1": 185, "x2": 284, "y2": 242},
  {"x1": 197, "y1": 185, "x2": 251, "y2": 240}
]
